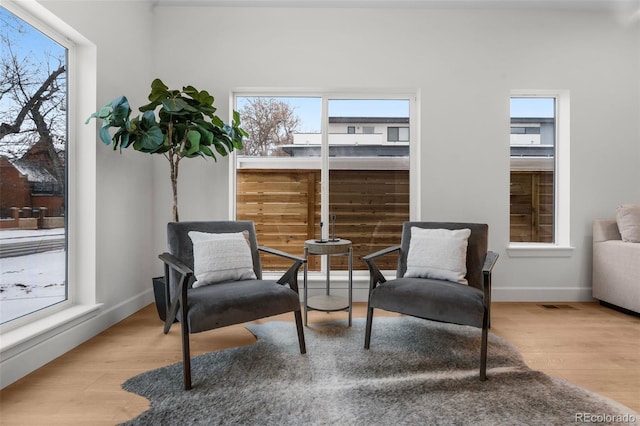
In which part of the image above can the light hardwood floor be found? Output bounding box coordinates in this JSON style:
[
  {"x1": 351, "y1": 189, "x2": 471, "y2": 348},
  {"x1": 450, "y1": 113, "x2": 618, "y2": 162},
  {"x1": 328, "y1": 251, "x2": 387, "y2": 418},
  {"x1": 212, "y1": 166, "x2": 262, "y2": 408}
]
[{"x1": 0, "y1": 302, "x2": 638, "y2": 425}]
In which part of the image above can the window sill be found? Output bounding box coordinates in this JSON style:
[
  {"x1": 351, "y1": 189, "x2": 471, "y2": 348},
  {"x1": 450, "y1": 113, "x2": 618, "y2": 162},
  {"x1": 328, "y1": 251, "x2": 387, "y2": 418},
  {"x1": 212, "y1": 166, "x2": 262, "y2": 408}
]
[
  {"x1": 1, "y1": 304, "x2": 102, "y2": 361},
  {"x1": 507, "y1": 243, "x2": 575, "y2": 258}
]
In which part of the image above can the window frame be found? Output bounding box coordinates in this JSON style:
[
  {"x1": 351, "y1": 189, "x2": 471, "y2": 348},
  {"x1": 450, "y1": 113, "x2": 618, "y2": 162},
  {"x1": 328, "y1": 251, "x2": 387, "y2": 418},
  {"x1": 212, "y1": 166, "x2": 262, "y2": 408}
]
[
  {"x1": 229, "y1": 90, "x2": 421, "y2": 271},
  {"x1": 0, "y1": 2, "x2": 71, "y2": 329},
  {"x1": 0, "y1": 0, "x2": 98, "y2": 353},
  {"x1": 508, "y1": 90, "x2": 572, "y2": 257}
]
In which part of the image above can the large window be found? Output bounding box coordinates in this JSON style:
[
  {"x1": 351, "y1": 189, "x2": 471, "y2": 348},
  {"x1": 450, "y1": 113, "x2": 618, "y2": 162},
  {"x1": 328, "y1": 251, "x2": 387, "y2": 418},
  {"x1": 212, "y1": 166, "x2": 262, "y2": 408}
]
[
  {"x1": 509, "y1": 93, "x2": 569, "y2": 247},
  {"x1": 234, "y1": 94, "x2": 414, "y2": 272},
  {"x1": 0, "y1": 6, "x2": 68, "y2": 326}
]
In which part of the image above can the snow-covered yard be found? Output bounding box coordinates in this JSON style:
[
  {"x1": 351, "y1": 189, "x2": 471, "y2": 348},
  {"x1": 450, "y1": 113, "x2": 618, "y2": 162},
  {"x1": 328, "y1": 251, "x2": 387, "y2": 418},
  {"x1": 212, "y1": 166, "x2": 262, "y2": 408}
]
[{"x1": 0, "y1": 229, "x2": 66, "y2": 324}]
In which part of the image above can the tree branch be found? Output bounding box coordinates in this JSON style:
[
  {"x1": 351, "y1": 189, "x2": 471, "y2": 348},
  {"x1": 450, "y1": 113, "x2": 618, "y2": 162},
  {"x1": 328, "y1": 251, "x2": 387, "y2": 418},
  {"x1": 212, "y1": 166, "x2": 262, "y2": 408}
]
[{"x1": 0, "y1": 64, "x2": 65, "y2": 140}]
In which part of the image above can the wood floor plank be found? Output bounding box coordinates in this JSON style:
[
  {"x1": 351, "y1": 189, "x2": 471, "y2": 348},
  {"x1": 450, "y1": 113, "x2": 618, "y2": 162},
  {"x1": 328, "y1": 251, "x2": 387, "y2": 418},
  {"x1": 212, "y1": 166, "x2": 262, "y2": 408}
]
[{"x1": 0, "y1": 302, "x2": 638, "y2": 425}]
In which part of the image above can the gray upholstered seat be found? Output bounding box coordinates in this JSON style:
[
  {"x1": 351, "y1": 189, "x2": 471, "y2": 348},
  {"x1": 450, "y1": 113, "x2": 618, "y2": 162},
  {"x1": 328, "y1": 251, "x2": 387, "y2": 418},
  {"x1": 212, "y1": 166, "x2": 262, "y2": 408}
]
[
  {"x1": 363, "y1": 221, "x2": 498, "y2": 380},
  {"x1": 160, "y1": 221, "x2": 306, "y2": 390}
]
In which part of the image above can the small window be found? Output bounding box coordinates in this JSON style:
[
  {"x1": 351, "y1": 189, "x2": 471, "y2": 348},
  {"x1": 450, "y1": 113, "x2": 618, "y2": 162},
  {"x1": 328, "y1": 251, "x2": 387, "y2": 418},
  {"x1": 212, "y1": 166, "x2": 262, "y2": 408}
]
[
  {"x1": 388, "y1": 127, "x2": 409, "y2": 142},
  {"x1": 388, "y1": 127, "x2": 399, "y2": 141},
  {"x1": 510, "y1": 96, "x2": 557, "y2": 243},
  {"x1": 362, "y1": 126, "x2": 374, "y2": 134},
  {"x1": 347, "y1": 126, "x2": 355, "y2": 134}
]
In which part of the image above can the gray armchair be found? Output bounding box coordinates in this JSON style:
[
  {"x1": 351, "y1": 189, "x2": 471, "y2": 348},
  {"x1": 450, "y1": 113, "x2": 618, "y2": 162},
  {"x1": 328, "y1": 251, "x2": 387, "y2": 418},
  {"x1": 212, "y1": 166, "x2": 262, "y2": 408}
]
[
  {"x1": 363, "y1": 222, "x2": 498, "y2": 380},
  {"x1": 160, "y1": 221, "x2": 306, "y2": 390}
]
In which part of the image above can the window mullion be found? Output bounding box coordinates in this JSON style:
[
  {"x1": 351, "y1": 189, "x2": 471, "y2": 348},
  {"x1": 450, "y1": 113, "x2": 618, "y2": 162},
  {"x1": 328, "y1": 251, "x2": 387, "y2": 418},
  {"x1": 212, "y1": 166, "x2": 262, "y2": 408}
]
[{"x1": 320, "y1": 96, "x2": 329, "y2": 242}]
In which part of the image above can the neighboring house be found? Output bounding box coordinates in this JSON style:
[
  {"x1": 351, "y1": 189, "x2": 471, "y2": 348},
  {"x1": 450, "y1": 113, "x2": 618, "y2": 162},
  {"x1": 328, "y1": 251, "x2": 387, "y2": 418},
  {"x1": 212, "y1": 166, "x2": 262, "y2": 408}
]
[
  {"x1": 0, "y1": 157, "x2": 32, "y2": 216},
  {"x1": 0, "y1": 140, "x2": 64, "y2": 218},
  {"x1": 285, "y1": 116, "x2": 554, "y2": 160},
  {"x1": 510, "y1": 117, "x2": 555, "y2": 160},
  {"x1": 284, "y1": 116, "x2": 410, "y2": 157}
]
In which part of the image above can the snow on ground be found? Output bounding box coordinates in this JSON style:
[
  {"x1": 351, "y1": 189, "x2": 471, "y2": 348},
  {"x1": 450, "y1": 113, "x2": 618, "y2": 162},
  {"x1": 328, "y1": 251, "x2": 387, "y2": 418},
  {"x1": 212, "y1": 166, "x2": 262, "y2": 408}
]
[
  {"x1": 0, "y1": 228, "x2": 66, "y2": 324},
  {"x1": 0, "y1": 227, "x2": 65, "y2": 242}
]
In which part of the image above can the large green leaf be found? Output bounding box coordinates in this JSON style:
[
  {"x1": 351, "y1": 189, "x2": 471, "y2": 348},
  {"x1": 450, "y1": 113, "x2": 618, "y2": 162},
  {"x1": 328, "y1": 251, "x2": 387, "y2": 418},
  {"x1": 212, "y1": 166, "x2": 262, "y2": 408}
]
[
  {"x1": 211, "y1": 115, "x2": 224, "y2": 127},
  {"x1": 140, "y1": 110, "x2": 158, "y2": 129},
  {"x1": 119, "y1": 131, "x2": 131, "y2": 149},
  {"x1": 194, "y1": 122, "x2": 214, "y2": 146},
  {"x1": 134, "y1": 126, "x2": 164, "y2": 152},
  {"x1": 99, "y1": 123, "x2": 112, "y2": 145},
  {"x1": 183, "y1": 130, "x2": 201, "y2": 157},
  {"x1": 200, "y1": 144, "x2": 215, "y2": 159},
  {"x1": 110, "y1": 96, "x2": 132, "y2": 124},
  {"x1": 151, "y1": 78, "x2": 168, "y2": 92},
  {"x1": 162, "y1": 97, "x2": 197, "y2": 113},
  {"x1": 112, "y1": 128, "x2": 130, "y2": 149}
]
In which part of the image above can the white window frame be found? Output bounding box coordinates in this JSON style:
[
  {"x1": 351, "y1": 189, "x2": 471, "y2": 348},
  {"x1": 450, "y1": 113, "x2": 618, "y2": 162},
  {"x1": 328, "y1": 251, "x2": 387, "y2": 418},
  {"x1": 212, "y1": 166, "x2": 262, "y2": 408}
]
[
  {"x1": 1, "y1": 0, "x2": 99, "y2": 384},
  {"x1": 229, "y1": 89, "x2": 421, "y2": 273},
  {"x1": 508, "y1": 89, "x2": 573, "y2": 257}
]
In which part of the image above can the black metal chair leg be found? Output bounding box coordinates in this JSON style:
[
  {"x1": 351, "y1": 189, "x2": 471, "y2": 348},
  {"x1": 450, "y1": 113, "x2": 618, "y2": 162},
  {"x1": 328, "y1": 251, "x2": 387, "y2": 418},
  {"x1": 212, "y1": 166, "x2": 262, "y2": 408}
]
[
  {"x1": 181, "y1": 289, "x2": 192, "y2": 390},
  {"x1": 294, "y1": 310, "x2": 306, "y2": 354},
  {"x1": 480, "y1": 325, "x2": 488, "y2": 381},
  {"x1": 364, "y1": 306, "x2": 374, "y2": 349},
  {"x1": 182, "y1": 332, "x2": 192, "y2": 390}
]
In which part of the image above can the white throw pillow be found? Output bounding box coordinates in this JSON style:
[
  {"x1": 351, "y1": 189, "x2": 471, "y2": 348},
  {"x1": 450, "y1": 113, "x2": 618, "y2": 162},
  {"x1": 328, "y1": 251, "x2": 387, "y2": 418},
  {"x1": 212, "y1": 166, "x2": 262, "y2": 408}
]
[
  {"x1": 616, "y1": 204, "x2": 640, "y2": 243},
  {"x1": 188, "y1": 231, "x2": 257, "y2": 288},
  {"x1": 404, "y1": 227, "x2": 471, "y2": 284}
]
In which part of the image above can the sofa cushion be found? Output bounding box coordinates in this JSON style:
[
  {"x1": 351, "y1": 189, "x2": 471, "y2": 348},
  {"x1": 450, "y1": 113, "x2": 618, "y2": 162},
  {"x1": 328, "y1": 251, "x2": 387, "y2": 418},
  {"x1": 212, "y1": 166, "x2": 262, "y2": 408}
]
[{"x1": 616, "y1": 204, "x2": 640, "y2": 243}]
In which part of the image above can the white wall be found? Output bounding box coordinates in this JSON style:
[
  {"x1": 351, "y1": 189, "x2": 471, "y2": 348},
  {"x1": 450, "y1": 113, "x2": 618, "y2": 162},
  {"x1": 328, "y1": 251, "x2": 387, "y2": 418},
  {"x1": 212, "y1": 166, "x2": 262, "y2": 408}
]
[
  {"x1": 151, "y1": 5, "x2": 640, "y2": 301},
  {"x1": 1, "y1": 0, "x2": 156, "y2": 388}
]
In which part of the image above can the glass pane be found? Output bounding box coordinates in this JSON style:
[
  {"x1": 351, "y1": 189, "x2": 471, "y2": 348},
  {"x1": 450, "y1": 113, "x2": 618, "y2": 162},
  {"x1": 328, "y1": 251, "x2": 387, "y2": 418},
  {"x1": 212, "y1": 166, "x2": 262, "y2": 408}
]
[
  {"x1": 510, "y1": 97, "x2": 555, "y2": 243},
  {"x1": 235, "y1": 96, "x2": 322, "y2": 271},
  {"x1": 0, "y1": 7, "x2": 68, "y2": 324},
  {"x1": 388, "y1": 127, "x2": 399, "y2": 142},
  {"x1": 398, "y1": 127, "x2": 409, "y2": 141},
  {"x1": 327, "y1": 99, "x2": 410, "y2": 271}
]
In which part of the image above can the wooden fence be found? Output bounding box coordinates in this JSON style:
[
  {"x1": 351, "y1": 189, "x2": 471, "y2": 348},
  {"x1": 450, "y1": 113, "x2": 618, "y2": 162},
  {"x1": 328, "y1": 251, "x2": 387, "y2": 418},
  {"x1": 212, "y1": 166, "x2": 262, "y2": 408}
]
[
  {"x1": 510, "y1": 170, "x2": 554, "y2": 243},
  {"x1": 237, "y1": 169, "x2": 409, "y2": 271},
  {"x1": 237, "y1": 168, "x2": 553, "y2": 271}
]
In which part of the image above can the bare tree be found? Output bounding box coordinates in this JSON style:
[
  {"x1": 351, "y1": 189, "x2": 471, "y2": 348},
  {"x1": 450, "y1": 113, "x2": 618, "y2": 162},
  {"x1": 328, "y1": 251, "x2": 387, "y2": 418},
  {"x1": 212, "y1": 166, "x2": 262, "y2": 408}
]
[
  {"x1": 238, "y1": 98, "x2": 300, "y2": 156},
  {"x1": 0, "y1": 9, "x2": 67, "y2": 190}
]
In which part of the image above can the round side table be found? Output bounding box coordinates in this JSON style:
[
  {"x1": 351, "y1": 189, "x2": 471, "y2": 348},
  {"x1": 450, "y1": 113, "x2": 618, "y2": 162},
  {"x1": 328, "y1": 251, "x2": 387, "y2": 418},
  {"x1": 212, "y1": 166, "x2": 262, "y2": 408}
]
[{"x1": 303, "y1": 239, "x2": 353, "y2": 326}]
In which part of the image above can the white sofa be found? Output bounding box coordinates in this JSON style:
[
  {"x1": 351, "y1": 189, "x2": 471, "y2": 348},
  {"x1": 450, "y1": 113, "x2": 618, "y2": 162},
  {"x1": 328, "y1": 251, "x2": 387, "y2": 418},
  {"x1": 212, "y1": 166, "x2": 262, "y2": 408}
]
[{"x1": 592, "y1": 218, "x2": 640, "y2": 314}]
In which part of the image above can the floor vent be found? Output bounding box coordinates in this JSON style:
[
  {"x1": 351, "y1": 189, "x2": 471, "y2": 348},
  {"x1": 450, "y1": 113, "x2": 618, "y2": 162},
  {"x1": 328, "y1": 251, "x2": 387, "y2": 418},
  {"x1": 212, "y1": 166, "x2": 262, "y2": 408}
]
[{"x1": 539, "y1": 304, "x2": 577, "y2": 310}]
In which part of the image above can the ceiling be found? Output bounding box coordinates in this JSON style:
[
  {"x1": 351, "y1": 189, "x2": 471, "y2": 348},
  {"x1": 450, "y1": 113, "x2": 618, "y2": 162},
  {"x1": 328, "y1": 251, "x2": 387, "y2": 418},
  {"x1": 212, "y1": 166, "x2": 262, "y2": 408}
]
[{"x1": 151, "y1": 0, "x2": 640, "y2": 12}]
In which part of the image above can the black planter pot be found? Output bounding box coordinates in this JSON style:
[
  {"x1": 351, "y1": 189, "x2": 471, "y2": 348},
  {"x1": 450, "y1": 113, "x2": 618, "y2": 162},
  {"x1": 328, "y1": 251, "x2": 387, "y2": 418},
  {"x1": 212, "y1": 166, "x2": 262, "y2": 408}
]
[{"x1": 152, "y1": 276, "x2": 168, "y2": 321}]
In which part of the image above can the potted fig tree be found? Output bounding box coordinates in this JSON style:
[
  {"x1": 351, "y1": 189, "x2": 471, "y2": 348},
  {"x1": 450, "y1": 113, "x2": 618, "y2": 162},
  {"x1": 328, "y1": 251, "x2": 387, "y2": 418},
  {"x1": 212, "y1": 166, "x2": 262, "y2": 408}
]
[
  {"x1": 87, "y1": 78, "x2": 246, "y2": 222},
  {"x1": 87, "y1": 78, "x2": 247, "y2": 319}
]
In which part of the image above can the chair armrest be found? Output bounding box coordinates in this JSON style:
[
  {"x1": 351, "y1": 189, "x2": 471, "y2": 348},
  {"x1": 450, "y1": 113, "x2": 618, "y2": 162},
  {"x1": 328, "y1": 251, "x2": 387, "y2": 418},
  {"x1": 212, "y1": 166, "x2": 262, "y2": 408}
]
[
  {"x1": 158, "y1": 252, "x2": 193, "y2": 334},
  {"x1": 481, "y1": 251, "x2": 498, "y2": 320},
  {"x1": 362, "y1": 245, "x2": 400, "y2": 290},
  {"x1": 159, "y1": 252, "x2": 193, "y2": 276},
  {"x1": 258, "y1": 246, "x2": 305, "y2": 293},
  {"x1": 258, "y1": 246, "x2": 305, "y2": 263},
  {"x1": 482, "y1": 251, "x2": 499, "y2": 275},
  {"x1": 362, "y1": 245, "x2": 401, "y2": 262}
]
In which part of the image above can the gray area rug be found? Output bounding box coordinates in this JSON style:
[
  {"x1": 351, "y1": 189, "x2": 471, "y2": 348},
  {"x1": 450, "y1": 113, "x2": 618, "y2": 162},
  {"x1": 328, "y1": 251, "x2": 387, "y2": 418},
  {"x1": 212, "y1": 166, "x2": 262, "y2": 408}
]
[{"x1": 121, "y1": 317, "x2": 636, "y2": 425}]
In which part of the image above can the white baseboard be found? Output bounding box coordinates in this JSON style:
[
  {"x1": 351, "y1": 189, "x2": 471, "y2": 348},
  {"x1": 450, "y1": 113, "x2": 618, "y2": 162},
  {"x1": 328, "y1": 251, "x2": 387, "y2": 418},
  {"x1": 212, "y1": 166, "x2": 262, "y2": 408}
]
[
  {"x1": 491, "y1": 286, "x2": 594, "y2": 302},
  {"x1": 0, "y1": 288, "x2": 154, "y2": 389}
]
